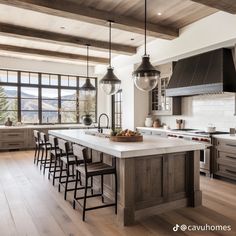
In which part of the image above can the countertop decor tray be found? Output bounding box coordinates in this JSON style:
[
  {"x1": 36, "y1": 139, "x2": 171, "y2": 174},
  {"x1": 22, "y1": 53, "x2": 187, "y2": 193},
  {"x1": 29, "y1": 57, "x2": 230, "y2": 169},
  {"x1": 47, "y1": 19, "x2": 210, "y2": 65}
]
[{"x1": 110, "y1": 135, "x2": 143, "y2": 142}]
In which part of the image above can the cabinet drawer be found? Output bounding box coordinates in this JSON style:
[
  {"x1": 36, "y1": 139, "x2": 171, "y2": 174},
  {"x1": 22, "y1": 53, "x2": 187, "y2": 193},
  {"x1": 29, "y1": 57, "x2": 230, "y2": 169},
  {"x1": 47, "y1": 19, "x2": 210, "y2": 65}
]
[
  {"x1": 216, "y1": 164, "x2": 236, "y2": 180},
  {"x1": 217, "y1": 151, "x2": 236, "y2": 164},
  {"x1": 0, "y1": 130, "x2": 25, "y2": 141},
  {"x1": 0, "y1": 141, "x2": 26, "y2": 150},
  {"x1": 216, "y1": 139, "x2": 236, "y2": 154}
]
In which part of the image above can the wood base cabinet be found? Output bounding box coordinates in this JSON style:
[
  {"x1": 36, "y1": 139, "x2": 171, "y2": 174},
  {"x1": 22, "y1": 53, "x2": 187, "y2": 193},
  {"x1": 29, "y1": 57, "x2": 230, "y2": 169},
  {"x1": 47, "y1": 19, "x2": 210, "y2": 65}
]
[
  {"x1": 0, "y1": 126, "x2": 92, "y2": 150},
  {"x1": 213, "y1": 138, "x2": 236, "y2": 181},
  {"x1": 88, "y1": 150, "x2": 201, "y2": 226},
  {"x1": 0, "y1": 129, "x2": 28, "y2": 150}
]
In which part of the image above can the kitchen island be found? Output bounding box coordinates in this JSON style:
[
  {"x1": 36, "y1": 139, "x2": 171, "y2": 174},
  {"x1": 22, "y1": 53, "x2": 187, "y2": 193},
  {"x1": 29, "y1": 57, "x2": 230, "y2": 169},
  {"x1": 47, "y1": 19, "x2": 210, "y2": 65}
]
[{"x1": 49, "y1": 129, "x2": 205, "y2": 226}]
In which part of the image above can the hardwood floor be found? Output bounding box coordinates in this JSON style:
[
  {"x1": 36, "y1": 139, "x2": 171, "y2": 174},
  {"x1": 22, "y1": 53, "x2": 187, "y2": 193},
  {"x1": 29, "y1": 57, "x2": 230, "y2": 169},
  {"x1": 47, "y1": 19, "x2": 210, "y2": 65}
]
[{"x1": 0, "y1": 150, "x2": 235, "y2": 236}]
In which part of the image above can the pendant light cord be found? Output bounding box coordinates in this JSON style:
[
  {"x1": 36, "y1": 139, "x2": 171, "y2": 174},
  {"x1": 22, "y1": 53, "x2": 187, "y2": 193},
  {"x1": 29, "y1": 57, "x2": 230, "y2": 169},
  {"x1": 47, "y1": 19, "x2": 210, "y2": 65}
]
[
  {"x1": 86, "y1": 44, "x2": 89, "y2": 78},
  {"x1": 109, "y1": 20, "x2": 112, "y2": 67},
  {"x1": 144, "y1": 0, "x2": 147, "y2": 56}
]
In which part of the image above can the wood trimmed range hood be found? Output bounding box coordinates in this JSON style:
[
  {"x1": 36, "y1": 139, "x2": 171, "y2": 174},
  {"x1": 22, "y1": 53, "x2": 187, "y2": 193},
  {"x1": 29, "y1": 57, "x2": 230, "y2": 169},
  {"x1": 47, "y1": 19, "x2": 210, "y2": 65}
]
[{"x1": 166, "y1": 48, "x2": 236, "y2": 97}]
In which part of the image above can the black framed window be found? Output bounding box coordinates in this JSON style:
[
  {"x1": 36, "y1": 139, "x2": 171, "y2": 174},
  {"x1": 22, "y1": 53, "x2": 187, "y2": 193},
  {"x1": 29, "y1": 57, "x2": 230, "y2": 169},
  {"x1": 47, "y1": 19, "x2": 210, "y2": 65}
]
[
  {"x1": 21, "y1": 86, "x2": 39, "y2": 123},
  {"x1": 0, "y1": 69, "x2": 97, "y2": 124},
  {"x1": 61, "y1": 89, "x2": 77, "y2": 123},
  {"x1": 42, "y1": 88, "x2": 59, "y2": 123},
  {"x1": 112, "y1": 89, "x2": 122, "y2": 129},
  {"x1": 0, "y1": 85, "x2": 18, "y2": 123}
]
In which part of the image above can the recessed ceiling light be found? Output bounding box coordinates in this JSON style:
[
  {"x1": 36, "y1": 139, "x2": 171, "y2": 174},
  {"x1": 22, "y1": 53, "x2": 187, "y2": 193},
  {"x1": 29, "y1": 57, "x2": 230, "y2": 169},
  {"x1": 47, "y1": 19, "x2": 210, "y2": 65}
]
[
  {"x1": 130, "y1": 38, "x2": 134, "y2": 41},
  {"x1": 157, "y1": 12, "x2": 162, "y2": 16},
  {"x1": 60, "y1": 26, "x2": 65, "y2": 29}
]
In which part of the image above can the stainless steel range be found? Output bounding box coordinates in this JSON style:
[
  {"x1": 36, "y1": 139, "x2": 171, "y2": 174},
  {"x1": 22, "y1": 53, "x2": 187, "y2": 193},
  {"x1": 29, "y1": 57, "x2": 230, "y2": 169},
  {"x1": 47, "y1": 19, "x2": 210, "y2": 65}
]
[{"x1": 167, "y1": 129, "x2": 228, "y2": 176}]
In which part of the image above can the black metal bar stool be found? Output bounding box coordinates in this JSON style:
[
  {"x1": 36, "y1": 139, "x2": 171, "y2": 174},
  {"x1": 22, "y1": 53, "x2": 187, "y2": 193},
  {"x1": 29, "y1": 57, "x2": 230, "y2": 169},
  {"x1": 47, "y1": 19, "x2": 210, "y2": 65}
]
[
  {"x1": 72, "y1": 144, "x2": 117, "y2": 221},
  {"x1": 48, "y1": 135, "x2": 62, "y2": 185},
  {"x1": 39, "y1": 132, "x2": 51, "y2": 174},
  {"x1": 58, "y1": 139, "x2": 84, "y2": 200},
  {"x1": 33, "y1": 130, "x2": 40, "y2": 164}
]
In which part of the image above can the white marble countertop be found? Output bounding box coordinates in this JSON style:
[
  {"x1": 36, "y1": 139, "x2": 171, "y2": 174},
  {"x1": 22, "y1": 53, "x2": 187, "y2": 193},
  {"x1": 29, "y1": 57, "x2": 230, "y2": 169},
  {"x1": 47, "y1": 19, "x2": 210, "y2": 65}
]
[
  {"x1": 49, "y1": 129, "x2": 205, "y2": 158},
  {"x1": 212, "y1": 134, "x2": 236, "y2": 141},
  {"x1": 0, "y1": 124, "x2": 98, "y2": 129}
]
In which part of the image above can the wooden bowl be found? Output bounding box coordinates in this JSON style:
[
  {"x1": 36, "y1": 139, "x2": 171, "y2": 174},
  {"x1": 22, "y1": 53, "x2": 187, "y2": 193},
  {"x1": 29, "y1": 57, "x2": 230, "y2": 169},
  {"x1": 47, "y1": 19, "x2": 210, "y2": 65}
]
[{"x1": 110, "y1": 135, "x2": 143, "y2": 142}]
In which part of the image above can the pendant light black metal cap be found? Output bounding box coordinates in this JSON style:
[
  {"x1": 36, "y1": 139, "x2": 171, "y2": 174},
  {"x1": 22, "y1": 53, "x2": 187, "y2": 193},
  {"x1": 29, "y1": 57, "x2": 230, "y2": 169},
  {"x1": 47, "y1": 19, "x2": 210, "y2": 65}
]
[
  {"x1": 133, "y1": 55, "x2": 160, "y2": 77},
  {"x1": 100, "y1": 67, "x2": 121, "y2": 84},
  {"x1": 80, "y1": 78, "x2": 96, "y2": 91}
]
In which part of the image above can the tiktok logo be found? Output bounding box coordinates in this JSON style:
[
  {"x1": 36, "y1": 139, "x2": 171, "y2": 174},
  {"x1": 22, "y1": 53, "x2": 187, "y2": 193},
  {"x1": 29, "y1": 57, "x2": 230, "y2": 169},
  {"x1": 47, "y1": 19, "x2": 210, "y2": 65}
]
[
  {"x1": 173, "y1": 224, "x2": 179, "y2": 232},
  {"x1": 173, "y1": 224, "x2": 188, "y2": 232}
]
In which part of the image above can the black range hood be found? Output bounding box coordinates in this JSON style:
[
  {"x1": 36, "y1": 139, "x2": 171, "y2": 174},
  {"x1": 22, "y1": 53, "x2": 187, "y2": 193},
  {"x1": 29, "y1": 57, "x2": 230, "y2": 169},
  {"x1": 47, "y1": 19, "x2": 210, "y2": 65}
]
[{"x1": 166, "y1": 48, "x2": 236, "y2": 97}]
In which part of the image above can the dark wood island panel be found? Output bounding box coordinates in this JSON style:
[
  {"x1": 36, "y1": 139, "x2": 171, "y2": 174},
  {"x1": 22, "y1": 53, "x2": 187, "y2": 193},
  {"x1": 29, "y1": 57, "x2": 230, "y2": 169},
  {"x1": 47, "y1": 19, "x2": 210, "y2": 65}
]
[{"x1": 90, "y1": 149, "x2": 201, "y2": 226}]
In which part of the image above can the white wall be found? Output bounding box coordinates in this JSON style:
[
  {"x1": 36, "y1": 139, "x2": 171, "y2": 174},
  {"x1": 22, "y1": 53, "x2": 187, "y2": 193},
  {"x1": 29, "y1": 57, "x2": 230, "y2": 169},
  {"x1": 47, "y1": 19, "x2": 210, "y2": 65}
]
[{"x1": 103, "y1": 11, "x2": 236, "y2": 130}]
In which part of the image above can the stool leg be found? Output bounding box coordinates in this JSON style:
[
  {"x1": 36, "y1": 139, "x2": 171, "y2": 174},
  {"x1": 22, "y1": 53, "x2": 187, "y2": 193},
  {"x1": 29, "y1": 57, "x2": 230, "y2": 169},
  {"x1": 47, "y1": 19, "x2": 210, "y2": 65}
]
[
  {"x1": 36, "y1": 146, "x2": 41, "y2": 166},
  {"x1": 101, "y1": 174, "x2": 104, "y2": 203},
  {"x1": 79, "y1": 172, "x2": 82, "y2": 185},
  {"x1": 52, "y1": 155, "x2": 58, "y2": 186},
  {"x1": 73, "y1": 170, "x2": 79, "y2": 209},
  {"x1": 115, "y1": 172, "x2": 117, "y2": 214},
  {"x1": 43, "y1": 148, "x2": 48, "y2": 175},
  {"x1": 58, "y1": 160, "x2": 63, "y2": 192},
  {"x1": 83, "y1": 177, "x2": 88, "y2": 221},
  {"x1": 40, "y1": 148, "x2": 44, "y2": 171},
  {"x1": 48, "y1": 153, "x2": 53, "y2": 180},
  {"x1": 64, "y1": 164, "x2": 69, "y2": 200},
  {"x1": 33, "y1": 145, "x2": 37, "y2": 164}
]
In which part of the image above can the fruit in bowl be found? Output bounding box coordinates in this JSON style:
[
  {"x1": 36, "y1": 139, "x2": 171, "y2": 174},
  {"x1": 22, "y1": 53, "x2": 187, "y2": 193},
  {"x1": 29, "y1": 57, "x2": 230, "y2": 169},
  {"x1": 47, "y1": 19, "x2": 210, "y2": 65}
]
[{"x1": 110, "y1": 129, "x2": 141, "y2": 137}]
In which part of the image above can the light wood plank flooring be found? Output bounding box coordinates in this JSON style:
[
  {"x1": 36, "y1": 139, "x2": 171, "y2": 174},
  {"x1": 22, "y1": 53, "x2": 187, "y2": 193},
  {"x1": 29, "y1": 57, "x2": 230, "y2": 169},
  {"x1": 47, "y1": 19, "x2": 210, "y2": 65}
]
[{"x1": 0, "y1": 150, "x2": 235, "y2": 236}]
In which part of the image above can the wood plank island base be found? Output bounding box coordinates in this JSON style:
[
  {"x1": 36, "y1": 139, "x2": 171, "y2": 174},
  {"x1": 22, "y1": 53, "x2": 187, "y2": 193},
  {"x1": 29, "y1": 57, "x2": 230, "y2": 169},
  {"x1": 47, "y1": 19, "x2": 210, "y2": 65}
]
[{"x1": 49, "y1": 129, "x2": 205, "y2": 226}]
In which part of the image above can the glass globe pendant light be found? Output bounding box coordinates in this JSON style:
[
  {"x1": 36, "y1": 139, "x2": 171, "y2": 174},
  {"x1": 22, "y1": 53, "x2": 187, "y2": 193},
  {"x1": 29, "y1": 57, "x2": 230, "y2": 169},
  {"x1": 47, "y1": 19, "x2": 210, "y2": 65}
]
[
  {"x1": 132, "y1": 0, "x2": 160, "y2": 92},
  {"x1": 80, "y1": 44, "x2": 96, "y2": 96},
  {"x1": 100, "y1": 20, "x2": 121, "y2": 95}
]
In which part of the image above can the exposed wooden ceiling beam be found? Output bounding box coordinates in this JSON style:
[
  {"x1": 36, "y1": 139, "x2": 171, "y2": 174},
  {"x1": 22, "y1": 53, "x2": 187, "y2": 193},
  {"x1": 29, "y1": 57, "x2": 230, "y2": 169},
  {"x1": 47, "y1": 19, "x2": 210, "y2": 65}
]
[
  {"x1": 0, "y1": 44, "x2": 109, "y2": 64},
  {"x1": 191, "y1": 0, "x2": 236, "y2": 14},
  {"x1": 0, "y1": 0, "x2": 178, "y2": 40},
  {"x1": 0, "y1": 23, "x2": 136, "y2": 55}
]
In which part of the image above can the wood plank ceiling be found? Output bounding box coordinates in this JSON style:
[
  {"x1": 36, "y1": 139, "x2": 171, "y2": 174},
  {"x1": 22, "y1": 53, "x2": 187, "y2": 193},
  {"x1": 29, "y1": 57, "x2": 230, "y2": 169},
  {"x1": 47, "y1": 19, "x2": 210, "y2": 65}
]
[{"x1": 0, "y1": 0, "x2": 229, "y2": 65}]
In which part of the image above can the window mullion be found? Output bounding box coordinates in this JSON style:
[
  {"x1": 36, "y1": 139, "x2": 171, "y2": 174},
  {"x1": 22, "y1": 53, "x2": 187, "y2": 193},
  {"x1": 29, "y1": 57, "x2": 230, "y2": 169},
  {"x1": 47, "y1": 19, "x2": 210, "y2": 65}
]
[{"x1": 38, "y1": 73, "x2": 42, "y2": 124}]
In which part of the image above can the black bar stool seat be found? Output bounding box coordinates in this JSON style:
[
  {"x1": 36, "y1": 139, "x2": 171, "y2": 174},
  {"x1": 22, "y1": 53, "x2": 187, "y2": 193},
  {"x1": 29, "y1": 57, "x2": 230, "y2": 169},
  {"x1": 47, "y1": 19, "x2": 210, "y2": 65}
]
[
  {"x1": 76, "y1": 162, "x2": 115, "y2": 176},
  {"x1": 72, "y1": 144, "x2": 117, "y2": 221}
]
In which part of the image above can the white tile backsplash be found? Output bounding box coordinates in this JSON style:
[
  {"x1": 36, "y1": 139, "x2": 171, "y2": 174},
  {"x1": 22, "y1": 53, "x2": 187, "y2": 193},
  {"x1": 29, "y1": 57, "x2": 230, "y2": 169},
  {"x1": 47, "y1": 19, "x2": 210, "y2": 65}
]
[{"x1": 159, "y1": 93, "x2": 236, "y2": 131}]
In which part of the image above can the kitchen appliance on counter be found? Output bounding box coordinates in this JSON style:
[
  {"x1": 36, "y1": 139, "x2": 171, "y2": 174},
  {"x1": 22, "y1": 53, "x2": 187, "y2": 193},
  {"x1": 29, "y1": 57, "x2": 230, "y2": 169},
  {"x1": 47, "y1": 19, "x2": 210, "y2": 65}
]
[
  {"x1": 167, "y1": 129, "x2": 229, "y2": 176},
  {"x1": 176, "y1": 119, "x2": 184, "y2": 129}
]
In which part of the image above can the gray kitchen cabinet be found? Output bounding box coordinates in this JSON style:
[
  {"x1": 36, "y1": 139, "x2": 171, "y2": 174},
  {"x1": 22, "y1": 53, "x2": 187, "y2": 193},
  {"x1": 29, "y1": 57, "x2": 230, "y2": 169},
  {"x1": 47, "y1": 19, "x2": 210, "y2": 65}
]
[
  {"x1": 213, "y1": 138, "x2": 236, "y2": 181},
  {"x1": 150, "y1": 62, "x2": 181, "y2": 116},
  {"x1": 0, "y1": 129, "x2": 28, "y2": 150}
]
